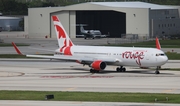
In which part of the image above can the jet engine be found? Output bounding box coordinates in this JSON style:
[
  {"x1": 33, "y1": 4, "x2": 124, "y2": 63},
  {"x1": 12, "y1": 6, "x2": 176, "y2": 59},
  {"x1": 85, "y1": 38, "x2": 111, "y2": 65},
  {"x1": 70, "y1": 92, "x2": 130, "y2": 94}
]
[{"x1": 91, "y1": 60, "x2": 106, "y2": 70}]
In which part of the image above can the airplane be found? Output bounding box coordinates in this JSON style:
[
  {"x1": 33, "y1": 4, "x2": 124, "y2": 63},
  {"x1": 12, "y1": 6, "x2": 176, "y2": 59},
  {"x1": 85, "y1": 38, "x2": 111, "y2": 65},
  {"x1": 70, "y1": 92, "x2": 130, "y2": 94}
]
[
  {"x1": 12, "y1": 15, "x2": 168, "y2": 74},
  {"x1": 78, "y1": 24, "x2": 107, "y2": 39}
]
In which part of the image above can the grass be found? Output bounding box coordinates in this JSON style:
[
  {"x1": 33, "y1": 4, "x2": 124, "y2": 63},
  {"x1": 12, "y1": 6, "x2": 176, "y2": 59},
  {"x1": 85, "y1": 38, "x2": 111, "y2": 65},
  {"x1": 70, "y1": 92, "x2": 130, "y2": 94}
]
[
  {"x1": 0, "y1": 91, "x2": 180, "y2": 103},
  {"x1": 105, "y1": 39, "x2": 180, "y2": 48},
  {"x1": 0, "y1": 43, "x2": 29, "y2": 47},
  {"x1": 0, "y1": 54, "x2": 53, "y2": 58},
  {"x1": 166, "y1": 52, "x2": 180, "y2": 60},
  {"x1": 161, "y1": 68, "x2": 180, "y2": 71},
  {"x1": 0, "y1": 54, "x2": 26, "y2": 58}
]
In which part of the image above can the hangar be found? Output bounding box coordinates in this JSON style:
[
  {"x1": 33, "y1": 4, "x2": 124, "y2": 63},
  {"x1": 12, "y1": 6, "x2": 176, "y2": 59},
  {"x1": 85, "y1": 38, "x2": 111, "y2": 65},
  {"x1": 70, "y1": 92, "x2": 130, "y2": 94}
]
[{"x1": 27, "y1": 1, "x2": 180, "y2": 39}]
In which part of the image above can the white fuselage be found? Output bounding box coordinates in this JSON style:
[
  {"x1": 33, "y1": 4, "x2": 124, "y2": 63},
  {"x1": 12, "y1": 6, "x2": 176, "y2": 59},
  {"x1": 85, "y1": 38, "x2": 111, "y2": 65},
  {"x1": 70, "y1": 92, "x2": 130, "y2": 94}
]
[{"x1": 55, "y1": 46, "x2": 168, "y2": 67}]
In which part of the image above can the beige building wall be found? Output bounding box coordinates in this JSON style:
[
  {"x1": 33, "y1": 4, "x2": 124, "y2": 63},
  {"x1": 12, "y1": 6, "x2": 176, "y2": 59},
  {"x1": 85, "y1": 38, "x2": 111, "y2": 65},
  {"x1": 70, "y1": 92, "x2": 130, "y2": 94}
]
[
  {"x1": 28, "y1": 7, "x2": 63, "y2": 38},
  {"x1": 69, "y1": 11, "x2": 76, "y2": 38},
  {"x1": 126, "y1": 8, "x2": 149, "y2": 38},
  {"x1": 114, "y1": 8, "x2": 150, "y2": 38},
  {"x1": 24, "y1": 16, "x2": 28, "y2": 34}
]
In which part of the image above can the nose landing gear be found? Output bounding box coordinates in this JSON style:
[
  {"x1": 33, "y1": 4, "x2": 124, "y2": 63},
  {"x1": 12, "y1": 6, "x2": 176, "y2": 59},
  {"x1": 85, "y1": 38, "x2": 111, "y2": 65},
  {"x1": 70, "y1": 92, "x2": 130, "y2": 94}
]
[{"x1": 155, "y1": 66, "x2": 160, "y2": 74}]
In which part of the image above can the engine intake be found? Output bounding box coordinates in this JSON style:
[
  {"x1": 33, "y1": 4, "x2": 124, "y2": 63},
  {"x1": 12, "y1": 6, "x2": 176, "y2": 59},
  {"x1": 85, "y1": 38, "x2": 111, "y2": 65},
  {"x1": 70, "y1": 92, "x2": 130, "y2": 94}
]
[{"x1": 91, "y1": 60, "x2": 106, "y2": 70}]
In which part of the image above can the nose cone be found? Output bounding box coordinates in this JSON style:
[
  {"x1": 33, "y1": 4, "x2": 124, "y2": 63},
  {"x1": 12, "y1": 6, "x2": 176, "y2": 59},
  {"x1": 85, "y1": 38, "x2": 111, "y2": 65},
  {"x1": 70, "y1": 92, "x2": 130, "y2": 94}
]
[{"x1": 161, "y1": 55, "x2": 168, "y2": 65}]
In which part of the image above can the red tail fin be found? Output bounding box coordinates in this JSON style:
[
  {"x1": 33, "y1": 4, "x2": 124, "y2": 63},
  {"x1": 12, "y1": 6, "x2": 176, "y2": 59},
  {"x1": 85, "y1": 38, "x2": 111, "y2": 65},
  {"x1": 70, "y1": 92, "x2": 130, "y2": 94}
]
[
  {"x1": 12, "y1": 42, "x2": 23, "y2": 55},
  {"x1": 156, "y1": 37, "x2": 161, "y2": 50}
]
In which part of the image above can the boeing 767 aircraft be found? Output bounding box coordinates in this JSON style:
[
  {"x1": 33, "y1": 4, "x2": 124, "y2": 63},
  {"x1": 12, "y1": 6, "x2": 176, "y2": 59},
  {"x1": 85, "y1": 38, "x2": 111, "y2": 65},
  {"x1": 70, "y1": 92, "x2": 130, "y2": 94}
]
[{"x1": 12, "y1": 15, "x2": 168, "y2": 74}]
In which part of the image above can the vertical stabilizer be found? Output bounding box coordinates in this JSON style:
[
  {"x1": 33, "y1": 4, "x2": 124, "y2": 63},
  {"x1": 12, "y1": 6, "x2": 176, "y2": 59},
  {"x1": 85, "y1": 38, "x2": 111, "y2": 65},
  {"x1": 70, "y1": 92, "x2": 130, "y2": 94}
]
[
  {"x1": 52, "y1": 16, "x2": 74, "y2": 49},
  {"x1": 80, "y1": 24, "x2": 85, "y2": 33},
  {"x1": 52, "y1": 16, "x2": 74, "y2": 55},
  {"x1": 156, "y1": 37, "x2": 161, "y2": 50},
  {"x1": 52, "y1": 16, "x2": 74, "y2": 47}
]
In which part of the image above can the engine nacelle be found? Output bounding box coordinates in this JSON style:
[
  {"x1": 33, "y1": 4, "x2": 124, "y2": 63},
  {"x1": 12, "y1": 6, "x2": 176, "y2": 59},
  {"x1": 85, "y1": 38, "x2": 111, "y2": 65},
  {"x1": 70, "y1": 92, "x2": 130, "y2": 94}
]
[{"x1": 91, "y1": 60, "x2": 106, "y2": 70}]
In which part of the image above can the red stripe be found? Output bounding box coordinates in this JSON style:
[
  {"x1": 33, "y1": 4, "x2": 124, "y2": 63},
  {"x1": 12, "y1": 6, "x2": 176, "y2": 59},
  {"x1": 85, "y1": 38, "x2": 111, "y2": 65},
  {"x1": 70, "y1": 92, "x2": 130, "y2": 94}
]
[
  {"x1": 55, "y1": 25, "x2": 66, "y2": 39},
  {"x1": 64, "y1": 46, "x2": 72, "y2": 55},
  {"x1": 52, "y1": 16, "x2": 59, "y2": 22},
  {"x1": 69, "y1": 40, "x2": 73, "y2": 46}
]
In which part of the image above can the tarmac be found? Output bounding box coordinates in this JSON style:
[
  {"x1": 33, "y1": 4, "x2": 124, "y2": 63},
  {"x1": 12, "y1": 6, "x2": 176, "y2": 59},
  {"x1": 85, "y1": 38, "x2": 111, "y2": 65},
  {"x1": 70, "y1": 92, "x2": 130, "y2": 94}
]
[
  {"x1": 0, "y1": 59, "x2": 180, "y2": 106},
  {"x1": 1, "y1": 100, "x2": 180, "y2": 106}
]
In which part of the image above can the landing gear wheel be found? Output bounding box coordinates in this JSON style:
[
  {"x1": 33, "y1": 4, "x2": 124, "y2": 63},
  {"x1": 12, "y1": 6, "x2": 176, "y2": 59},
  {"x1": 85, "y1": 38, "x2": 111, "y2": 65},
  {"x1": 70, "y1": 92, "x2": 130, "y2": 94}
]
[
  {"x1": 116, "y1": 67, "x2": 120, "y2": 72},
  {"x1": 90, "y1": 69, "x2": 99, "y2": 73},
  {"x1": 84, "y1": 37, "x2": 87, "y2": 39},
  {"x1": 90, "y1": 69, "x2": 94, "y2": 73},
  {"x1": 155, "y1": 66, "x2": 160, "y2": 74},
  {"x1": 155, "y1": 71, "x2": 160, "y2": 74},
  {"x1": 122, "y1": 68, "x2": 126, "y2": 72},
  {"x1": 116, "y1": 67, "x2": 122, "y2": 72},
  {"x1": 116, "y1": 66, "x2": 126, "y2": 72}
]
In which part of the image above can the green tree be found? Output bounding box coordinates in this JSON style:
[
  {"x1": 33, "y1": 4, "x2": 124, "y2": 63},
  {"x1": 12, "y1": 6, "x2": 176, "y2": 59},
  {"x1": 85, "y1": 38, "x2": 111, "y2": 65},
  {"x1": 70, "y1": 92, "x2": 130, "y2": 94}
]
[
  {"x1": 1, "y1": 0, "x2": 180, "y2": 15},
  {"x1": 0, "y1": 0, "x2": 28, "y2": 15}
]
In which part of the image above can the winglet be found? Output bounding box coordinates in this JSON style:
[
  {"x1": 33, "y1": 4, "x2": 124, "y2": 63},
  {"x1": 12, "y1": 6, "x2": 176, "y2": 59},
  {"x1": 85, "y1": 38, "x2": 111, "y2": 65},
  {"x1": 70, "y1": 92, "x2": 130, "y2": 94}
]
[
  {"x1": 156, "y1": 37, "x2": 161, "y2": 50},
  {"x1": 12, "y1": 42, "x2": 23, "y2": 55}
]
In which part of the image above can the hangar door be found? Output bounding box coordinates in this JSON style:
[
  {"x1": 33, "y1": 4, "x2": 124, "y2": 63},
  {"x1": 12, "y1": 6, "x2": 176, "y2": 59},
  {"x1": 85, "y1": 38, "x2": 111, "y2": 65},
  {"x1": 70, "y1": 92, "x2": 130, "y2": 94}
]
[{"x1": 76, "y1": 10, "x2": 126, "y2": 37}]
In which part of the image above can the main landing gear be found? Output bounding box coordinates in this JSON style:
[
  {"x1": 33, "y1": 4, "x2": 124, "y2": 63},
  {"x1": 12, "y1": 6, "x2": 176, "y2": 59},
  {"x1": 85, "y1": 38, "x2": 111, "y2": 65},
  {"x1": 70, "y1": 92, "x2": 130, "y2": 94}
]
[
  {"x1": 90, "y1": 69, "x2": 99, "y2": 73},
  {"x1": 116, "y1": 66, "x2": 126, "y2": 72},
  {"x1": 155, "y1": 66, "x2": 160, "y2": 74}
]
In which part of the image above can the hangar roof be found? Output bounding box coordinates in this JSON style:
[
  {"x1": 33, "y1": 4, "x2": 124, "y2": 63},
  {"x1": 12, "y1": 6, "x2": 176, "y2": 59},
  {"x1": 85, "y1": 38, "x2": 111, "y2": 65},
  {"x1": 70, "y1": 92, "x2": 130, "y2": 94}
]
[{"x1": 92, "y1": 1, "x2": 175, "y2": 10}]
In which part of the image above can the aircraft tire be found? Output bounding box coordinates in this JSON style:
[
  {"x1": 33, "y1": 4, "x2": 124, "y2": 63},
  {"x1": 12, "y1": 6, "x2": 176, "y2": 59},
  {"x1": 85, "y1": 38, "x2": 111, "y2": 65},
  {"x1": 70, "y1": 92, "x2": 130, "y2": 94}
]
[
  {"x1": 90, "y1": 69, "x2": 94, "y2": 73},
  {"x1": 155, "y1": 70, "x2": 160, "y2": 74},
  {"x1": 116, "y1": 67, "x2": 123, "y2": 72},
  {"x1": 122, "y1": 68, "x2": 126, "y2": 72},
  {"x1": 155, "y1": 66, "x2": 160, "y2": 74},
  {"x1": 90, "y1": 69, "x2": 99, "y2": 73},
  {"x1": 116, "y1": 67, "x2": 120, "y2": 72}
]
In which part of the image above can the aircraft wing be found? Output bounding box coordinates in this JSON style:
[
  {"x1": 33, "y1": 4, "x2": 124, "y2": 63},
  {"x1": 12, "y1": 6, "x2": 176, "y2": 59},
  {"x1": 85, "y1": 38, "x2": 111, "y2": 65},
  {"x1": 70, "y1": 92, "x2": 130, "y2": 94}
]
[{"x1": 27, "y1": 54, "x2": 119, "y2": 63}]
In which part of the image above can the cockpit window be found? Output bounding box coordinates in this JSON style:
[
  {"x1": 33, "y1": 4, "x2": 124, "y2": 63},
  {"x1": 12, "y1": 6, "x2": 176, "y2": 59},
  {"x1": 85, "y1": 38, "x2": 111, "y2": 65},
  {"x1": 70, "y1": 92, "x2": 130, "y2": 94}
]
[{"x1": 156, "y1": 53, "x2": 165, "y2": 56}]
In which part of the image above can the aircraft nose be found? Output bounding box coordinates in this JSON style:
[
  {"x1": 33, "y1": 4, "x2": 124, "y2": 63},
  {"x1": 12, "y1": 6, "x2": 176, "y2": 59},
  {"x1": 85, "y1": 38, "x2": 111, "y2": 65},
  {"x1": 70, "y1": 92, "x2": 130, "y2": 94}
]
[{"x1": 161, "y1": 55, "x2": 168, "y2": 65}]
